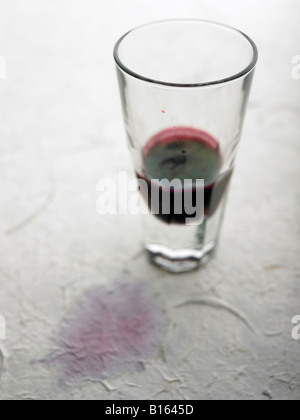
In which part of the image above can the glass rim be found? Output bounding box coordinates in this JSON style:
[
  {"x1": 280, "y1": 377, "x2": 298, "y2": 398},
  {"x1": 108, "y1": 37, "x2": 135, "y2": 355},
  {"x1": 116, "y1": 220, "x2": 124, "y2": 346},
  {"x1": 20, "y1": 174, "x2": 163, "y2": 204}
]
[{"x1": 114, "y1": 19, "x2": 258, "y2": 88}]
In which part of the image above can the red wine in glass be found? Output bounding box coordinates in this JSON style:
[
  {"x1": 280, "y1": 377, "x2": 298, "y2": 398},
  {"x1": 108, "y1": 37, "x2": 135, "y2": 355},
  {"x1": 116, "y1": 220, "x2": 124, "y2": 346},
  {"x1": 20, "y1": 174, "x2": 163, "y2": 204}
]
[{"x1": 137, "y1": 127, "x2": 232, "y2": 225}]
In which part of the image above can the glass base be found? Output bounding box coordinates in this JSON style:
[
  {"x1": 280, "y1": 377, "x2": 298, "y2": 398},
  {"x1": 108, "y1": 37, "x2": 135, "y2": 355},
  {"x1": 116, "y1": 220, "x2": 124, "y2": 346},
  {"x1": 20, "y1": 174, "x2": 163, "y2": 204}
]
[{"x1": 146, "y1": 241, "x2": 217, "y2": 273}]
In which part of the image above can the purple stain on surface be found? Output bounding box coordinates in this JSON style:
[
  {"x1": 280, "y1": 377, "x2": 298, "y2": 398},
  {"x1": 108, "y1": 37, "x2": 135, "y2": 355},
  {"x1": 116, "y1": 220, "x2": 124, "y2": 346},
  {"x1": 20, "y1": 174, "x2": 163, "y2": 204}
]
[{"x1": 41, "y1": 281, "x2": 166, "y2": 385}]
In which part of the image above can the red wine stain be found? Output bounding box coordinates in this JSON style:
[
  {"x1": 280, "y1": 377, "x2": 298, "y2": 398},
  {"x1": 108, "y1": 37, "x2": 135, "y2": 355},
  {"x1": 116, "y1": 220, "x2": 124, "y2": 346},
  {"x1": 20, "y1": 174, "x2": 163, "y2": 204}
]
[{"x1": 38, "y1": 281, "x2": 166, "y2": 386}]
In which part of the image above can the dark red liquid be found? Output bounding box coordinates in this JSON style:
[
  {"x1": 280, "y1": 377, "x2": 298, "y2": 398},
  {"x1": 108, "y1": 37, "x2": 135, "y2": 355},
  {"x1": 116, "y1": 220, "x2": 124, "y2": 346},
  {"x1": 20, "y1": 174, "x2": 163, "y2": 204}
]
[{"x1": 137, "y1": 127, "x2": 232, "y2": 225}]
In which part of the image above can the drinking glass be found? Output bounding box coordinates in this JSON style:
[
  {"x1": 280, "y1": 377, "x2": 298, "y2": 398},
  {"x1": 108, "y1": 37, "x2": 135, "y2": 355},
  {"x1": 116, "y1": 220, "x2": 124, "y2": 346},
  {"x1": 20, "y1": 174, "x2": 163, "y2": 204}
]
[{"x1": 114, "y1": 20, "x2": 258, "y2": 273}]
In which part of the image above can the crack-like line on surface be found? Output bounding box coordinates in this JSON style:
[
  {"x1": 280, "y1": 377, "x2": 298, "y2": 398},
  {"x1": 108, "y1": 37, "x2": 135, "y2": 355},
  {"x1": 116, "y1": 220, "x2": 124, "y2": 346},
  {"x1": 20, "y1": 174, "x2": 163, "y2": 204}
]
[
  {"x1": 175, "y1": 298, "x2": 257, "y2": 333},
  {"x1": 149, "y1": 362, "x2": 183, "y2": 384},
  {"x1": 5, "y1": 180, "x2": 56, "y2": 236},
  {"x1": 83, "y1": 378, "x2": 117, "y2": 392}
]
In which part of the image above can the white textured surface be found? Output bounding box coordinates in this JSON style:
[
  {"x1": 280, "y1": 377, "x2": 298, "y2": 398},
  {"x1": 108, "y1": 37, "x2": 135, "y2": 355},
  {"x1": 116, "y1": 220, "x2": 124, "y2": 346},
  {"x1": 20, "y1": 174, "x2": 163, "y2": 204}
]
[{"x1": 0, "y1": 0, "x2": 299, "y2": 400}]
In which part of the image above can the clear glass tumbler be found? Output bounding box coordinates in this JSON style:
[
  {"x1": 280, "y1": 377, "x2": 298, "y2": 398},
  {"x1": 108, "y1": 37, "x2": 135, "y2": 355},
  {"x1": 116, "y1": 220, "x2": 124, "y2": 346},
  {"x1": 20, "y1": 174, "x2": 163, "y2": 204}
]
[{"x1": 114, "y1": 20, "x2": 258, "y2": 273}]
